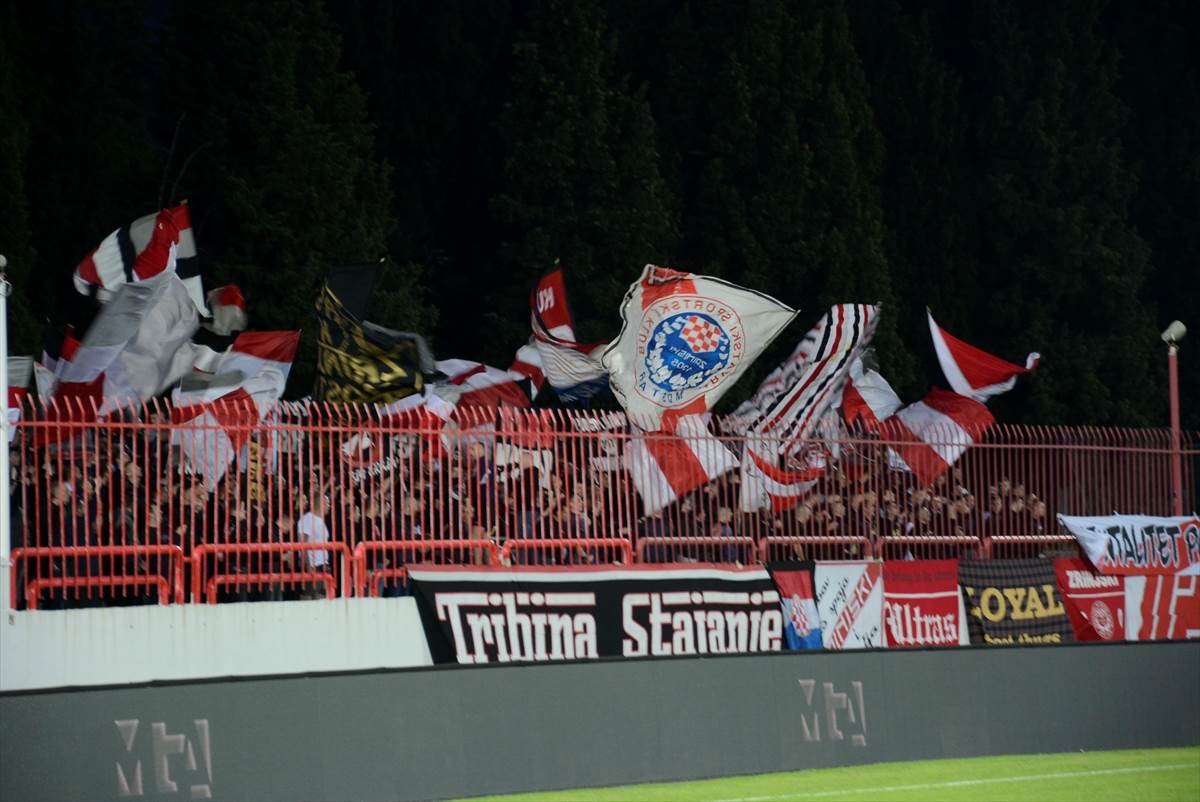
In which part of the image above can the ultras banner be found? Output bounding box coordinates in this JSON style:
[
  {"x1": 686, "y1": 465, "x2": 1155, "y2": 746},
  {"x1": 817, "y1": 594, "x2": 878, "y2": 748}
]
[
  {"x1": 882, "y1": 560, "x2": 967, "y2": 648},
  {"x1": 959, "y1": 560, "x2": 1074, "y2": 645},
  {"x1": 407, "y1": 566, "x2": 784, "y2": 664}
]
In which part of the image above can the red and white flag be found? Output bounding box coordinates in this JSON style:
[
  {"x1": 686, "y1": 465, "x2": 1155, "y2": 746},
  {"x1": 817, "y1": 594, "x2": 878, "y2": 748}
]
[
  {"x1": 842, "y1": 356, "x2": 902, "y2": 432},
  {"x1": 626, "y1": 415, "x2": 739, "y2": 515},
  {"x1": 928, "y1": 309, "x2": 1038, "y2": 403},
  {"x1": 603, "y1": 265, "x2": 796, "y2": 432},
  {"x1": 883, "y1": 560, "x2": 968, "y2": 647},
  {"x1": 881, "y1": 388, "x2": 995, "y2": 486},
  {"x1": 102, "y1": 273, "x2": 201, "y2": 408},
  {"x1": 727, "y1": 305, "x2": 876, "y2": 437},
  {"x1": 521, "y1": 266, "x2": 608, "y2": 403},
  {"x1": 206, "y1": 285, "x2": 248, "y2": 336},
  {"x1": 739, "y1": 440, "x2": 823, "y2": 512},
  {"x1": 171, "y1": 331, "x2": 298, "y2": 487},
  {"x1": 75, "y1": 203, "x2": 208, "y2": 315},
  {"x1": 40, "y1": 211, "x2": 182, "y2": 442},
  {"x1": 377, "y1": 388, "x2": 457, "y2": 458},
  {"x1": 434, "y1": 359, "x2": 531, "y2": 410}
]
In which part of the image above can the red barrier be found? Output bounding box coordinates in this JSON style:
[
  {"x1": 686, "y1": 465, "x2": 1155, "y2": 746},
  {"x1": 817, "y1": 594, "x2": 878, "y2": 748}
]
[
  {"x1": 638, "y1": 536, "x2": 755, "y2": 564},
  {"x1": 502, "y1": 537, "x2": 634, "y2": 566},
  {"x1": 191, "y1": 542, "x2": 351, "y2": 603},
  {"x1": 352, "y1": 539, "x2": 500, "y2": 597},
  {"x1": 10, "y1": 545, "x2": 186, "y2": 608}
]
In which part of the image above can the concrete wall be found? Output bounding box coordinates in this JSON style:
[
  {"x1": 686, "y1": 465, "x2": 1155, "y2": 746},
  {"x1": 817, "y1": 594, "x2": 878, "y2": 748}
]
[
  {"x1": 0, "y1": 596, "x2": 432, "y2": 691},
  {"x1": 2, "y1": 642, "x2": 1196, "y2": 802}
]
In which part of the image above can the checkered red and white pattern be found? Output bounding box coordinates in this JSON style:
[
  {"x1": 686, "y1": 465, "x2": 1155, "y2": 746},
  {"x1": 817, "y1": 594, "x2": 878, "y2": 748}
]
[{"x1": 680, "y1": 316, "x2": 723, "y2": 353}]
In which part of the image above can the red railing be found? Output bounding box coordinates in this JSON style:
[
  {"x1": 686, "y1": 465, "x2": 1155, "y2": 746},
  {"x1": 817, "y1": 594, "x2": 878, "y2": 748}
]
[
  {"x1": 9, "y1": 545, "x2": 186, "y2": 608},
  {"x1": 353, "y1": 539, "x2": 501, "y2": 597},
  {"x1": 191, "y1": 542, "x2": 351, "y2": 604},
  {"x1": 8, "y1": 398, "x2": 1197, "y2": 606}
]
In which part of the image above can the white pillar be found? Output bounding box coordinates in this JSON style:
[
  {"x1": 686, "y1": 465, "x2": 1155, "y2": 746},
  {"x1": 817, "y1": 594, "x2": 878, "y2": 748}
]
[{"x1": 0, "y1": 254, "x2": 11, "y2": 601}]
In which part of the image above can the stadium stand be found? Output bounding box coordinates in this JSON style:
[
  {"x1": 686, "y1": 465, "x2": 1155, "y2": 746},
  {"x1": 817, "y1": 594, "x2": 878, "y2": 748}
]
[{"x1": 8, "y1": 398, "x2": 1197, "y2": 608}]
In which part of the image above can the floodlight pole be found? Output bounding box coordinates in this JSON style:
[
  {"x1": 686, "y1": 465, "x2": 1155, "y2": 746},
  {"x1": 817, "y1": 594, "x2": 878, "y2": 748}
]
[{"x1": 1168, "y1": 342, "x2": 1183, "y2": 516}]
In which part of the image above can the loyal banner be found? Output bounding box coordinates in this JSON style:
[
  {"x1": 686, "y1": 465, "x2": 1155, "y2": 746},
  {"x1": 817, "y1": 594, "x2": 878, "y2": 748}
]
[
  {"x1": 408, "y1": 566, "x2": 784, "y2": 664},
  {"x1": 814, "y1": 561, "x2": 884, "y2": 650},
  {"x1": 314, "y1": 284, "x2": 431, "y2": 403},
  {"x1": 959, "y1": 560, "x2": 1074, "y2": 645},
  {"x1": 883, "y1": 560, "x2": 967, "y2": 648},
  {"x1": 1058, "y1": 514, "x2": 1200, "y2": 575},
  {"x1": 1053, "y1": 558, "x2": 1125, "y2": 642}
]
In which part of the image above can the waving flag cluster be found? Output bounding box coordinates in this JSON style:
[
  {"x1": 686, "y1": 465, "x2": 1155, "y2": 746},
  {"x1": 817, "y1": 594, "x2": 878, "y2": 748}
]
[
  {"x1": 22, "y1": 197, "x2": 1045, "y2": 521},
  {"x1": 171, "y1": 331, "x2": 299, "y2": 487},
  {"x1": 731, "y1": 305, "x2": 879, "y2": 511}
]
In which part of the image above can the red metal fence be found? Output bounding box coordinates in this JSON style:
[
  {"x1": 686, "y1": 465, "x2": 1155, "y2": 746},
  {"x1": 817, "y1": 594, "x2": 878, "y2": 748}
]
[{"x1": 9, "y1": 398, "x2": 1198, "y2": 608}]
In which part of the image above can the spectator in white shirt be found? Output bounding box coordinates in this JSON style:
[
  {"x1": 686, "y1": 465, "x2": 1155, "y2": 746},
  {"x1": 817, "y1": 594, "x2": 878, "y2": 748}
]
[{"x1": 298, "y1": 494, "x2": 331, "y2": 570}]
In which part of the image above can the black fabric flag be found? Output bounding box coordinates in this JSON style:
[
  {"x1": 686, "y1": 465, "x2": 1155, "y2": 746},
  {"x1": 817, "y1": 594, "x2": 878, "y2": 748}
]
[{"x1": 314, "y1": 282, "x2": 433, "y2": 403}]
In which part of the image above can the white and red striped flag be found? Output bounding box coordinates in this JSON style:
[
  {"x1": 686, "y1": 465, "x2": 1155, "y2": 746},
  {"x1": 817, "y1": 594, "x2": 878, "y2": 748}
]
[
  {"x1": 518, "y1": 266, "x2": 608, "y2": 403},
  {"x1": 39, "y1": 210, "x2": 182, "y2": 444},
  {"x1": 880, "y1": 388, "x2": 995, "y2": 486},
  {"x1": 841, "y1": 355, "x2": 903, "y2": 432},
  {"x1": 171, "y1": 331, "x2": 298, "y2": 487},
  {"x1": 739, "y1": 439, "x2": 823, "y2": 512},
  {"x1": 928, "y1": 309, "x2": 1039, "y2": 403},
  {"x1": 74, "y1": 203, "x2": 208, "y2": 316},
  {"x1": 434, "y1": 359, "x2": 531, "y2": 410},
  {"x1": 626, "y1": 414, "x2": 739, "y2": 515},
  {"x1": 603, "y1": 265, "x2": 797, "y2": 432}
]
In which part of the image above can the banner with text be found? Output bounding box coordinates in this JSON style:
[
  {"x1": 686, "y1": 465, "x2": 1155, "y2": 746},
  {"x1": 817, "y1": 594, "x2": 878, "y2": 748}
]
[
  {"x1": 1053, "y1": 558, "x2": 1125, "y2": 642},
  {"x1": 814, "y1": 561, "x2": 884, "y2": 650},
  {"x1": 1057, "y1": 514, "x2": 1200, "y2": 575},
  {"x1": 883, "y1": 560, "x2": 967, "y2": 648},
  {"x1": 407, "y1": 566, "x2": 784, "y2": 664},
  {"x1": 959, "y1": 559, "x2": 1074, "y2": 646}
]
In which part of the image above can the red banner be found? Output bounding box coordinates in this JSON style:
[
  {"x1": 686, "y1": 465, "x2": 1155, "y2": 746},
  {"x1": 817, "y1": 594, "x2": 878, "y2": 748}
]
[
  {"x1": 883, "y1": 560, "x2": 963, "y2": 647},
  {"x1": 1125, "y1": 572, "x2": 1200, "y2": 641},
  {"x1": 1054, "y1": 559, "x2": 1125, "y2": 641}
]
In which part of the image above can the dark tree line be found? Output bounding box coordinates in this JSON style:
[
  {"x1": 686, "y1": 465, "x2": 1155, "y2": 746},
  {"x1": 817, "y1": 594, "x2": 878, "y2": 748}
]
[{"x1": 0, "y1": 0, "x2": 1194, "y2": 427}]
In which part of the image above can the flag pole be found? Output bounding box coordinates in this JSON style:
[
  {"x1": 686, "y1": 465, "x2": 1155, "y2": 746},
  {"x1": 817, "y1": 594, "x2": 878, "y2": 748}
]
[{"x1": 0, "y1": 254, "x2": 11, "y2": 594}]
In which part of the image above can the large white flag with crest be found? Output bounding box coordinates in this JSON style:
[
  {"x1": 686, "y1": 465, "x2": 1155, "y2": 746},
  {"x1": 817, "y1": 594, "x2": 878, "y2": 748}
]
[{"x1": 602, "y1": 265, "x2": 797, "y2": 432}]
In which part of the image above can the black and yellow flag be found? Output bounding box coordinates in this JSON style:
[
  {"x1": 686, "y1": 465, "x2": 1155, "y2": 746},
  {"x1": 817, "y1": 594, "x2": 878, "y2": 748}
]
[{"x1": 314, "y1": 283, "x2": 432, "y2": 403}]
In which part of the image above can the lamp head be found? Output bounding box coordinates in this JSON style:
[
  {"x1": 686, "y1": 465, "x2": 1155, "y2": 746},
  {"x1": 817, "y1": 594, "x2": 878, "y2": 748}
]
[{"x1": 1162, "y1": 320, "x2": 1187, "y2": 345}]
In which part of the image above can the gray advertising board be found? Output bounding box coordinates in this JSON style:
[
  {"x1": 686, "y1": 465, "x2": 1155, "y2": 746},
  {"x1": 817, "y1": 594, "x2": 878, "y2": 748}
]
[{"x1": 1, "y1": 642, "x2": 1197, "y2": 802}]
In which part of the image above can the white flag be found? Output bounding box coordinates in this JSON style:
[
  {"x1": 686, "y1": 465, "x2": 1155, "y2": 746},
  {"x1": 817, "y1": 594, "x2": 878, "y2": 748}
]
[{"x1": 602, "y1": 264, "x2": 796, "y2": 431}]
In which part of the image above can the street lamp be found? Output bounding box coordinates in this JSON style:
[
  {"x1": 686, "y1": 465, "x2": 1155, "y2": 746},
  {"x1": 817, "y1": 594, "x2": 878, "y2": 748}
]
[{"x1": 1162, "y1": 320, "x2": 1187, "y2": 515}]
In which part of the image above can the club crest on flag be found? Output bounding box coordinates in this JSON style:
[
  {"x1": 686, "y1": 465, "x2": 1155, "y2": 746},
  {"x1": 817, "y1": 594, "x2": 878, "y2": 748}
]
[
  {"x1": 639, "y1": 300, "x2": 741, "y2": 407},
  {"x1": 605, "y1": 265, "x2": 796, "y2": 431}
]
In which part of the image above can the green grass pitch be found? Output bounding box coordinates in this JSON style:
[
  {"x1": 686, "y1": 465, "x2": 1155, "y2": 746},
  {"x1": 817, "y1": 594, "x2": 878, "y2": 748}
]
[{"x1": 460, "y1": 747, "x2": 1200, "y2": 802}]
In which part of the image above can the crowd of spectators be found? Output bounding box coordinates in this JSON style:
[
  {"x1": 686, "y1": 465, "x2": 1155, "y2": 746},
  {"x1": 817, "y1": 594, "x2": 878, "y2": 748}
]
[{"x1": 8, "y1": 413, "x2": 1063, "y2": 608}]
